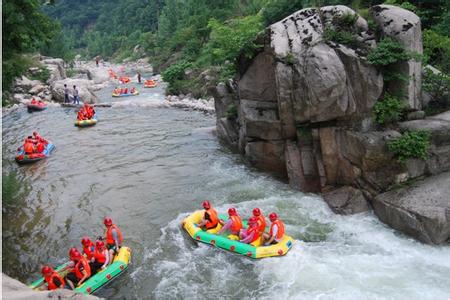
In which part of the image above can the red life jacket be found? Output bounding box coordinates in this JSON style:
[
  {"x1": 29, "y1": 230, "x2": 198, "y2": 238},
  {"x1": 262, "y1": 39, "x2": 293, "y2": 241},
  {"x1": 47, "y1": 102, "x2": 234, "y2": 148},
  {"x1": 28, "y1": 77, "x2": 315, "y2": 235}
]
[
  {"x1": 230, "y1": 215, "x2": 243, "y2": 233},
  {"x1": 24, "y1": 142, "x2": 35, "y2": 154},
  {"x1": 246, "y1": 224, "x2": 260, "y2": 243},
  {"x1": 204, "y1": 208, "x2": 219, "y2": 229},
  {"x1": 35, "y1": 143, "x2": 45, "y2": 153},
  {"x1": 94, "y1": 249, "x2": 107, "y2": 264},
  {"x1": 256, "y1": 215, "x2": 266, "y2": 233},
  {"x1": 74, "y1": 257, "x2": 91, "y2": 279},
  {"x1": 106, "y1": 224, "x2": 123, "y2": 246},
  {"x1": 45, "y1": 271, "x2": 65, "y2": 290},
  {"x1": 83, "y1": 244, "x2": 95, "y2": 260},
  {"x1": 269, "y1": 220, "x2": 285, "y2": 240}
]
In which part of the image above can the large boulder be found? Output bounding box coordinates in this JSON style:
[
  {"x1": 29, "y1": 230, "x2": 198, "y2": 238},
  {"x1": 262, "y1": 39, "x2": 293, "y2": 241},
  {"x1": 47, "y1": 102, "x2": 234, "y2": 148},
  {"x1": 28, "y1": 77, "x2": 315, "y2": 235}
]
[
  {"x1": 370, "y1": 5, "x2": 423, "y2": 109},
  {"x1": 372, "y1": 172, "x2": 450, "y2": 244},
  {"x1": 13, "y1": 76, "x2": 42, "y2": 93},
  {"x1": 41, "y1": 58, "x2": 66, "y2": 83},
  {"x1": 323, "y1": 185, "x2": 370, "y2": 215},
  {"x1": 51, "y1": 79, "x2": 98, "y2": 103}
]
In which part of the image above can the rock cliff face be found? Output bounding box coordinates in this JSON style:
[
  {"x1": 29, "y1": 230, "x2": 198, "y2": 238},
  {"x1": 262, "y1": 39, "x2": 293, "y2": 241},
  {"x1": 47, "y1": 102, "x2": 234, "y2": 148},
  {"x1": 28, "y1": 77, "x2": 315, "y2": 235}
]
[{"x1": 213, "y1": 5, "x2": 450, "y2": 244}]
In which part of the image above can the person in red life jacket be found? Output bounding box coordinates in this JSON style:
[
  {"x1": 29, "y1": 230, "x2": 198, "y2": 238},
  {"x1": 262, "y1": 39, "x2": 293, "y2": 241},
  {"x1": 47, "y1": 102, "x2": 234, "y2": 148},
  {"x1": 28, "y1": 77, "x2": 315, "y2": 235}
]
[
  {"x1": 40, "y1": 265, "x2": 65, "y2": 291},
  {"x1": 104, "y1": 217, "x2": 123, "y2": 258},
  {"x1": 197, "y1": 200, "x2": 219, "y2": 230},
  {"x1": 130, "y1": 87, "x2": 136, "y2": 94},
  {"x1": 124, "y1": 87, "x2": 128, "y2": 94},
  {"x1": 218, "y1": 207, "x2": 243, "y2": 236},
  {"x1": 82, "y1": 103, "x2": 95, "y2": 119},
  {"x1": 23, "y1": 137, "x2": 36, "y2": 154},
  {"x1": 81, "y1": 236, "x2": 95, "y2": 261},
  {"x1": 90, "y1": 240, "x2": 110, "y2": 274},
  {"x1": 65, "y1": 248, "x2": 91, "y2": 289},
  {"x1": 33, "y1": 131, "x2": 48, "y2": 145},
  {"x1": 239, "y1": 217, "x2": 260, "y2": 244},
  {"x1": 31, "y1": 97, "x2": 37, "y2": 105},
  {"x1": 262, "y1": 212, "x2": 286, "y2": 245},
  {"x1": 252, "y1": 208, "x2": 267, "y2": 234},
  {"x1": 35, "y1": 142, "x2": 45, "y2": 153}
]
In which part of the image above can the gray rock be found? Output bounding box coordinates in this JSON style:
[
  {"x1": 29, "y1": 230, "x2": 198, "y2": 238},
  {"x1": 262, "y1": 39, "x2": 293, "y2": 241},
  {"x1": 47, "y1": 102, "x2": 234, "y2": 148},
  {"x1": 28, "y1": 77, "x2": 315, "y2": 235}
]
[
  {"x1": 406, "y1": 110, "x2": 425, "y2": 120},
  {"x1": 14, "y1": 76, "x2": 42, "y2": 93},
  {"x1": 41, "y1": 58, "x2": 66, "y2": 83},
  {"x1": 28, "y1": 84, "x2": 46, "y2": 95},
  {"x1": 370, "y1": 5, "x2": 423, "y2": 109},
  {"x1": 245, "y1": 140, "x2": 286, "y2": 176},
  {"x1": 323, "y1": 185, "x2": 370, "y2": 214},
  {"x1": 2, "y1": 273, "x2": 101, "y2": 299},
  {"x1": 372, "y1": 172, "x2": 450, "y2": 244},
  {"x1": 399, "y1": 111, "x2": 450, "y2": 146}
]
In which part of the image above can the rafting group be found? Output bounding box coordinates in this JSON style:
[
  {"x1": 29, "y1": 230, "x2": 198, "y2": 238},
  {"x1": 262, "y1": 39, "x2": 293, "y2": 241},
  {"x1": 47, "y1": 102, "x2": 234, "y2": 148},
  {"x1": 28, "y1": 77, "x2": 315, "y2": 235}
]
[
  {"x1": 33, "y1": 218, "x2": 130, "y2": 293},
  {"x1": 112, "y1": 86, "x2": 138, "y2": 96},
  {"x1": 15, "y1": 132, "x2": 55, "y2": 164},
  {"x1": 183, "y1": 201, "x2": 293, "y2": 258}
]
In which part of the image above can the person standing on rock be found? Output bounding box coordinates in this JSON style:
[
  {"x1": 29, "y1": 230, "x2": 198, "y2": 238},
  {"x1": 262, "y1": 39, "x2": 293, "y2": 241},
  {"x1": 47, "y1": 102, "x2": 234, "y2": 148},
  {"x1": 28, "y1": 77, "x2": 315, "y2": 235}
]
[
  {"x1": 137, "y1": 72, "x2": 141, "y2": 83},
  {"x1": 95, "y1": 57, "x2": 99, "y2": 67},
  {"x1": 64, "y1": 84, "x2": 70, "y2": 103},
  {"x1": 72, "y1": 85, "x2": 80, "y2": 104}
]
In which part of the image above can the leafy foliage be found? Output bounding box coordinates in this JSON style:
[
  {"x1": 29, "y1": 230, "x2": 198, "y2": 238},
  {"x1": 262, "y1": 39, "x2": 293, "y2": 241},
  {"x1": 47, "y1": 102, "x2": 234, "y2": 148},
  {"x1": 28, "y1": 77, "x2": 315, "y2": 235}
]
[
  {"x1": 367, "y1": 38, "x2": 409, "y2": 66},
  {"x1": 388, "y1": 130, "x2": 431, "y2": 162},
  {"x1": 205, "y1": 15, "x2": 263, "y2": 64},
  {"x1": 261, "y1": 0, "x2": 304, "y2": 26},
  {"x1": 162, "y1": 61, "x2": 193, "y2": 84},
  {"x1": 423, "y1": 68, "x2": 450, "y2": 105},
  {"x1": 323, "y1": 27, "x2": 359, "y2": 48},
  {"x1": 2, "y1": 0, "x2": 57, "y2": 92},
  {"x1": 373, "y1": 94, "x2": 407, "y2": 125}
]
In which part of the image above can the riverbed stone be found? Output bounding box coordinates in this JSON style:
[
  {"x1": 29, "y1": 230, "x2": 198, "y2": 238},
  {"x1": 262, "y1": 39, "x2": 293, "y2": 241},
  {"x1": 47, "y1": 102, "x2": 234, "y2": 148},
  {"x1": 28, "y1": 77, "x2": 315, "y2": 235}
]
[
  {"x1": 372, "y1": 172, "x2": 450, "y2": 244},
  {"x1": 41, "y1": 58, "x2": 66, "y2": 83},
  {"x1": 323, "y1": 185, "x2": 370, "y2": 214}
]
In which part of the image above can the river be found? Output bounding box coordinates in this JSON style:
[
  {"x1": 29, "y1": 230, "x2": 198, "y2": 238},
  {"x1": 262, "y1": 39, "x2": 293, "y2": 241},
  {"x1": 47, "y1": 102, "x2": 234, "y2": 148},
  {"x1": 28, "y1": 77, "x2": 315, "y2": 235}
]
[{"x1": 2, "y1": 81, "x2": 450, "y2": 299}]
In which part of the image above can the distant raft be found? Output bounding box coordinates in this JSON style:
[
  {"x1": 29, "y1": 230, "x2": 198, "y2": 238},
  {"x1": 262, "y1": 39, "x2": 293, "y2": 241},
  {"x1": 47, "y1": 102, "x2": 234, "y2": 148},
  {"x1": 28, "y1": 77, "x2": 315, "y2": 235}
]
[
  {"x1": 144, "y1": 80, "x2": 157, "y2": 88},
  {"x1": 112, "y1": 90, "x2": 139, "y2": 97},
  {"x1": 75, "y1": 115, "x2": 98, "y2": 127},
  {"x1": 29, "y1": 246, "x2": 131, "y2": 295},
  {"x1": 182, "y1": 210, "x2": 294, "y2": 259},
  {"x1": 15, "y1": 143, "x2": 55, "y2": 164},
  {"x1": 27, "y1": 102, "x2": 47, "y2": 112}
]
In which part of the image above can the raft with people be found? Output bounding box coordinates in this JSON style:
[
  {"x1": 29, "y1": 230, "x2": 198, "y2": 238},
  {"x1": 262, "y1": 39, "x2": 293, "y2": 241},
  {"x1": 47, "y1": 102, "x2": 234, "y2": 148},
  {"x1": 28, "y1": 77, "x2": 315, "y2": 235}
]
[
  {"x1": 118, "y1": 76, "x2": 131, "y2": 84},
  {"x1": 112, "y1": 87, "x2": 139, "y2": 97},
  {"x1": 15, "y1": 132, "x2": 55, "y2": 164},
  {"x1": 29, "y1": 218, "x2": 130, "y2": 295},
  {"x1": 182, "y1": 202, "x2": 294, "y2": 259},
  {"x1": 29, "y1": 246, "x2": 131, "y2": 295},
  {"x1": 27, "y1": 98, "x2": 47, "y2": 112},
  {"x1": 75, "y1": 104, "x2": 97, "y2": 127},
  {"x1": 143, "y1": 79, "x2": 157, "y2": 88}
]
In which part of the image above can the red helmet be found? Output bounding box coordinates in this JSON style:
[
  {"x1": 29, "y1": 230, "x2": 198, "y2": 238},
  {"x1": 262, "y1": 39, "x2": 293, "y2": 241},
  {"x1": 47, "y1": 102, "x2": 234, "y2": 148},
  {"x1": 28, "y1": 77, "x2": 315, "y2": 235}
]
[
  {"x1": 41, "y1": 265, "x2": 53, "y2": 275},
  {"x1": 69, "y1": 247, "x2": 80, "y2": 260},
  {"x1": 81, "y1": 236, "x2": 92, "y2": 246},
  {"x1": 104, "y1": 217, "x2": 113, "y2": 226},
  {"x1": 228, "y1": 207, "x2": 237, "y2": 216},
  {"x1": 269, "y1": 212, "x2": 278, "y2": 221},
  {"x1": 252, "y1": 208, "x2": 261, "y2": 216},
  {"x1": 202, "y1": 200, "x2": 211, "y2": 209},
  {"x1": 96, "y1": 240, "x2": 105, "y2": 249},
  {"x1": 248, "y1": 216, "x2": 257, "y2": 224}
]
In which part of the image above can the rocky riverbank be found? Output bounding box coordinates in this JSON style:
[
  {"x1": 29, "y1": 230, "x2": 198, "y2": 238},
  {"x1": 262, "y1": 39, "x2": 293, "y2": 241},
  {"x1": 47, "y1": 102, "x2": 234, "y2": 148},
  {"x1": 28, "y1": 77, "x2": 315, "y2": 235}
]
[{"x1": 212, "y1": 5, "x2": 450, "y2": 244}]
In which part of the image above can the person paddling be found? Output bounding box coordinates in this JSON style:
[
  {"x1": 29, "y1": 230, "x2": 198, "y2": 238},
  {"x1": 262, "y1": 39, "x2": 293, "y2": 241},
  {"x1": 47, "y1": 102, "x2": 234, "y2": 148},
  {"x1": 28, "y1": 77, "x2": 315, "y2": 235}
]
[
  {"x1": 252, "y1": 208, "x2": 266, "y2": 234},
  {"x1": 218, "y1": 207, "x2": 243, "y2": 236},
  {"x1": 40, "y1": 266, "x2": 65, "y2": 291},
  {"x1": 239, "y1": 217, "x2": 260, "y2": 244},
  {"x1": 91, "y1": 240, "x2": 110, "y2": 274},
  {"x1": 197, "y1": 200, "x2": 219, "y2": 230},
  {"x1": 262, "y1": 212, "x2": 285, "y2": 245},
  {"x1": 65, "y1": 248, "x2": 91, "y2": 289},
  {"x1": 103, "y1": 217, "x2": 123, "y2": 258}
]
